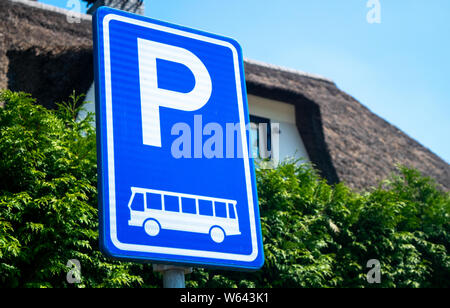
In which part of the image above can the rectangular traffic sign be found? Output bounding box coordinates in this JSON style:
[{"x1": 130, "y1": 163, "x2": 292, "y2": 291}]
[{"x1": 93, "y1": 7, "x2": 264, "y2": 270}]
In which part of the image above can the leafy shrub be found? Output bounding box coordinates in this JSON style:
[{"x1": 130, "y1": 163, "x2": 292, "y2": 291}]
[
  {"x1": 0, "y1": 91, "x2": 448, "y2": 288},
  {"x1": 0, "y1": 91, "x2": 156, "y2": 287}
]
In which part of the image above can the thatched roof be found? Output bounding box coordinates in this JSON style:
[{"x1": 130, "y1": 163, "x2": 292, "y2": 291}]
[
  {"x1": 1, "y1": 0, "x2": 449, "y2": 191},
  {"x1": 244, "y1": 60, "x2": 450, "y2": 191},
  {"x1": 0, "y1": 0, "x2": 93, "y2": 108}
]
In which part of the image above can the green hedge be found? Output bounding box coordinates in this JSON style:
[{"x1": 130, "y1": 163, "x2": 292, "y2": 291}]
[{"x1": 0, "y1": 91, "x2": 449, "y2": 288}]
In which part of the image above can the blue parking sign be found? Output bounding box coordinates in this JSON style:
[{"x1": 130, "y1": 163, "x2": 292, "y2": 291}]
[{"x1": 93, "y1": 7, "x2": 264, "y2": 270}]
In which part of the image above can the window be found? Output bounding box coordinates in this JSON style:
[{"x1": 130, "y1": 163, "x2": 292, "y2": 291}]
[
  {"x1": 130, "y1": 193, "x2": 144, "y2": 211},
  {"x1": 249, "y1": 115, "x2": 271, "y2": 159},
  {"x1": 146, "y1": 193, "x2": 162, "y2": 210},
  {"x1": 215, "y1": 202, "x2": 227, "y2": 218},
  {"x1": 198, "y1": 200, "x2": 213, "y2": 216},
  {"x1": 228, "y1": 203, "x2": 236, "y2": 219},
  {"x1": 181, "y1": 197, "x2": 196, "y2": 214},
  {"x1": 164, "y1": 195, "x2": 180, "y2": 212}
]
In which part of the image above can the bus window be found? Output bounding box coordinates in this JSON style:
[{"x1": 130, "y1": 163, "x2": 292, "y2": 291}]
[
  {"x1": 164, "y1": 195, "x2": 180, "y2": 212},
  {"x1": 198, "y1": 200, "x2": 213, "y2": 216},
  {"x1": 181, "y1": 197, "x2": 196, "y2": 214},
  {"x1": 228, "y1": 203, "x2": 236, "y2": 219},
  {"x1": 147, "y1": 193, "x2": 162, "y2": 210},
  {"x1": 130, "y1": 192, "x2": 144, "y2": 211},
  {"x1": 215, "y1": 202, "x2": 227, "y2": 218}
]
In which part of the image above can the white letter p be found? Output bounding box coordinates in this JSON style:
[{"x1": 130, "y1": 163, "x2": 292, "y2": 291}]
[{"x1": 137, "y1": 38, "x2": 212, "y2": 147}]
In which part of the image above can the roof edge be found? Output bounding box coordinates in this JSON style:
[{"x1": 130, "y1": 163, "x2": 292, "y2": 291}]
[
  {"x1": 7, "y1": 1, "x2": 332, "y2": 88},
  {"x1": 8, "y1": 0, "x2": 92, "y2": 21},
  {"x1": 244, "y1": 58, "x2": 335, "y2": 84}
]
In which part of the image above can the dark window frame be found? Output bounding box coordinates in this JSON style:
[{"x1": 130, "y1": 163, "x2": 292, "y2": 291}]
[{"x1": 249, "y1": 114, "x2": 272, "y2": 159}]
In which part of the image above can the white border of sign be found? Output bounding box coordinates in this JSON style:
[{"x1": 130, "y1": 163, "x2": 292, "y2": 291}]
[{"x1": 102, "y1": 14, "x2": 259, "y2": 262}]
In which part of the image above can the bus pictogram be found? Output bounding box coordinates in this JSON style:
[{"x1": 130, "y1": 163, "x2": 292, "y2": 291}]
[{"x1": 127, "y1": 187, "x2": 241, "y2": 243}]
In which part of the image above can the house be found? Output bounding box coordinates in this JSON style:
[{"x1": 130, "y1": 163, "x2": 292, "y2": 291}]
[{"x1": 1, "y1": 0, "x2": 448, "y2": 191}]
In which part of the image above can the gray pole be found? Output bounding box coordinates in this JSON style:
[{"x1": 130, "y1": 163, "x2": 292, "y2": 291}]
[{"x1": 153, "y1": 264, "x2": 193, "y2": 288}]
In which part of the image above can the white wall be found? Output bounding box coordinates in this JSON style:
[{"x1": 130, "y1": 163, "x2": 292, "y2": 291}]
[
  {"x1": 77, "y1": 83, "x2": 96, "y2": 122},
  {"x1": 247, "y1": 94, "x2": 310, "y2": 163}
]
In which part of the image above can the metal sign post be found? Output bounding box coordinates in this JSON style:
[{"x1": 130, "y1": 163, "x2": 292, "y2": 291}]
[{"x1": 153, "y1": 264, "x2": 192, "y2": 288}]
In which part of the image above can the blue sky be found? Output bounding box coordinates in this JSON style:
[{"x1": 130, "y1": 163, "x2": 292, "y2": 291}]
[{"x1": 39, "y1": 0, "x2": 450, "y2": 163}]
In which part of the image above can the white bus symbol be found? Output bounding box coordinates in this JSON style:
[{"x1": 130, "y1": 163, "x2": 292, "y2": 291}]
[{"x1": 127, "y1": 187, "x2": 241, "y2": 243}]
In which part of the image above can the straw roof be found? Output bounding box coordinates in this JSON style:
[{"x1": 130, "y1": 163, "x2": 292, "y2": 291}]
[
  {"x1": 0, "y1": 0, "x2": 93, "y2": 108},
  {"x1": 244, "y1": 60, "x2": 450, "y2": 190}
]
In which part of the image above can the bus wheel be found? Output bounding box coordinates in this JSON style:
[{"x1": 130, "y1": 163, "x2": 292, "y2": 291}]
[
  {"x1": 144, "y1": 219, "x2": 160, "y2": 236},
  {"x1": 210, "y1": 226, "x2": 225, "y2": 243}
]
